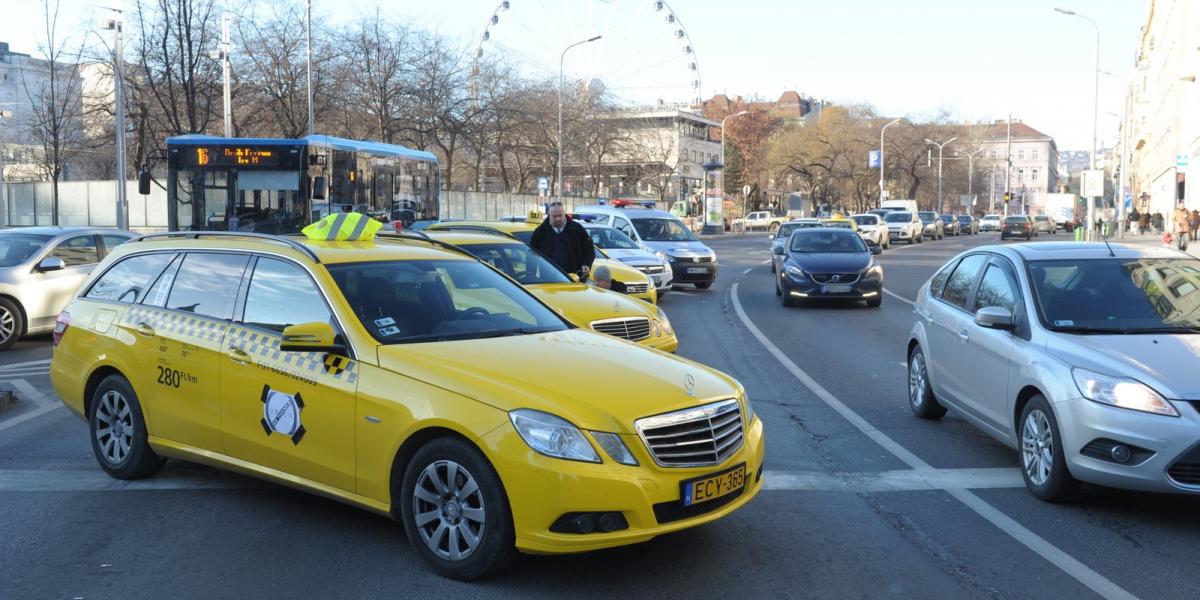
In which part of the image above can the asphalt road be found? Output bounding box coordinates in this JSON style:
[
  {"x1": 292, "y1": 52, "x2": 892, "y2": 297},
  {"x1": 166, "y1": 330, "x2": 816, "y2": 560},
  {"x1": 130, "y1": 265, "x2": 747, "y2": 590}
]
[{"x1": 2, "y1": 230, "x2": 1198, "y2": 599}]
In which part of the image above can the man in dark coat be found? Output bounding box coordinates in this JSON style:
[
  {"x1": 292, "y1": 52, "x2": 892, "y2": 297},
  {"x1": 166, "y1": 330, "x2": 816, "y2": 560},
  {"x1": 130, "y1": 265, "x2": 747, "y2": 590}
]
[{"x1": 530, "y1": 202, "x2": 595, "y2": 280}]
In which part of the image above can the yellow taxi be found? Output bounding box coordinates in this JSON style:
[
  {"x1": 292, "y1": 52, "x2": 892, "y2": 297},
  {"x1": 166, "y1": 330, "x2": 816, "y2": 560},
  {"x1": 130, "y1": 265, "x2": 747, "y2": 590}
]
[
  {"x1": 820, "y1": 216, "x2": 859, "y2": 232},
  {"x1": 425, "y1": 220, "x2": 657, "y2": 304},
  {"x1": 50, "y1": 231, "x2": 763, "y2": 580},
  {"x1": 421, "y1": 231, "x2": 676, "y2": 352}
]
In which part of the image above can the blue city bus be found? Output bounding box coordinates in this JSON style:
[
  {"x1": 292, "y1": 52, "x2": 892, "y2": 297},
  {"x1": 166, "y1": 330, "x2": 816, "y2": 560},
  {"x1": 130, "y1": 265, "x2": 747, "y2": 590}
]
[{"x1": 165, "y1": 134, "x2": 440, "y2": 233}]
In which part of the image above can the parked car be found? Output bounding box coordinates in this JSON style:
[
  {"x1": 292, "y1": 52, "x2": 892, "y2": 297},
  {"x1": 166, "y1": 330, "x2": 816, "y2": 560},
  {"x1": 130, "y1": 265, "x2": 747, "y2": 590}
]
[
  {"x1": 1000, "y1": 215, "x2": 1036, "y2": 240},
  {"x1": 907, "y1": 243, "x2": 1200, "y2": 501},
  {"x1": 851, "y1": 214, "x2": 890, "y2": 249},
  {"x1": 979, "y1": 214, "x2": 1003, "y2": 232},
  {"x1": 582, "y1": 224, "x2": 673, "y2": 296},
  {"x1": 1033, "y1": 215, "x2": 1056, "y2": 235},
  {"x1": 918, "y1": 211, "x2": 945, "y2": 240},
  {"x1": 573, "y1": 205, "x2": 719, "y2": 290},
  {"x1": 885, "y1": 211, "x2": 925, "y2": 245},
  {"x1": 939, "y1": 215, "x2": 962, "y2": 236},
  {"x1": 0, "y1": 227, "x2": 135, "y2": 349},
  {"x1": 957, "y1": 214, "x2": 979, "y2": 235},
  {"x1": 774, "y1": 228, "x2": 883, "y2": 308}
]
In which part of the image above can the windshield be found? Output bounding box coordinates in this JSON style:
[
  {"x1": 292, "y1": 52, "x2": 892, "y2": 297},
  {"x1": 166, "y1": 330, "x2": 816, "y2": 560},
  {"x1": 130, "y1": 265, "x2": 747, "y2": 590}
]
[
  {"x1": 0, "y1": 234, "x2": 53, "y2": 267},
  {"x1": 586, "y1": 226, "x2": 640, "y2": 250},
  {"x1": 632, "y1": 218, "x2": 697, "y2": 242},
  {"x1": 940, "y1": 215, "x2": 953, "y2": 223},
  {"x1": 775, "y1": 223, "x2": 804, "y2": 239},
  {"x1": 327, "y1": 259, "x2": 568, "y2": 344},
  {"x1": 822, "y1": 221, "x2": 853, "y2": 229},
  {"x1": 851, "y1": 216, "x2": 878, "y2": 226},
  {"x1": 789, "y1": 230, "x2": 869, "y2": 253},
  {"x1": 885, "y1": 212, "x2": 912, "y2": 223},
  {"x1": 1030, "y1": 258, "x2": 1200, "y2": 333},
  {"x1": 957, "y1": 215, "x2": 972, "y2": 221},
  {"x1": 457, "y1": 243, "x2": 570, "y2": 285},
  {"x1": 982, "y1": 215, "x2": 1000, "y2": 221},
  {"x1": 918, "y1": 211, "x2": 937, "y2": 223},
  {"x1": 1034, "y1": 216, "x2": 1049, "y2": 221}
]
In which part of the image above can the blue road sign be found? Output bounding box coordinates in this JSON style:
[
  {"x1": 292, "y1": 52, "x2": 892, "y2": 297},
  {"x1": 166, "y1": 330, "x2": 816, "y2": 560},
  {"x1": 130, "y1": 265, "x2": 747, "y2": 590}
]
[{"x1": 868, "y1": 150, "x2": 881, "y2": 169}]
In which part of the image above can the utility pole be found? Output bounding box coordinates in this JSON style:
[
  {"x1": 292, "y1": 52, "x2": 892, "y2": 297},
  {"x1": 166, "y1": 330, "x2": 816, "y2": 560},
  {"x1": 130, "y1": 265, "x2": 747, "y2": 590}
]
[
  {"x1": 306, "y1": 0, "x2": 314, "y2": 136},
  {"x1": 1118, "y1": 84, "x2": 1131, "y2": 239},
  {"x1": 221, "y1": 13, "x2": 232, "y2": 137},
  {"x1": 102, "y1": 3, "x2": 128, "y2": 229},
  {"x1": 962, "y1": 148, "x2": 984, "y2": 211},
  {"x1": 557, "y1": 35, "x2": 601, "y2": 202},
  {"x1": 1005, "y1": 115, "x2": 1012, "y2": 217},
  {"x1": 879, "y1": 118, "x2": 902, "y2": 205},
  {"x1": 925, "y1": 137, "x2": 957, "y2": 213}
]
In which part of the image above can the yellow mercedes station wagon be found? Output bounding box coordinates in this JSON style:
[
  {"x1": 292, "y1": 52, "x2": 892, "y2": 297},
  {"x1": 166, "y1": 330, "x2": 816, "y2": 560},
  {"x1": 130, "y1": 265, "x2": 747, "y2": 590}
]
[
  {"x1": 50, "y1": 232, "x2": 763, "y2": 580},
  {"x1": 422, "y1": 231, "x2": 677, "y2": 353}
]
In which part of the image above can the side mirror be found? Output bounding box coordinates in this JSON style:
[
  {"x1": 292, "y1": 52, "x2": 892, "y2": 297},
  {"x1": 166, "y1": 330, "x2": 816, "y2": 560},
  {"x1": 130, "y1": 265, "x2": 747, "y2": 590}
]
[
  {"x1": 773, "y1": 246, "x2": 787, "y2": 255},
  {"x1": 870, "y1": 245, "x2": 883, "y2": 255},
  {"x1": 137, "y1": 170, "x2": 151, "y2": 195},
  {"x1": 567, "y1": 272, "x2": 580, "y2": 283},
  {"x1": 312, "y1": 176, "x2": 327, "y2": 200},
  {"x1": 975, "y1": 306, "x2": 1015, "y2": 330},
  {"x1": 38, "y1": 256, "x2": 65, "y2": 272},
  {"x1": 280, "y1": 322, "x2": 344, "y2": 353}
]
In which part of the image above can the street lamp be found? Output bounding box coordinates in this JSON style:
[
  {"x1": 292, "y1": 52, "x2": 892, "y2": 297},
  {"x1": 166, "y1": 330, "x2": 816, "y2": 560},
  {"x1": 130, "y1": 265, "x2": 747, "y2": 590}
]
[
  {"x1": 208, "y1": 13, "x2": 235, "y2": 137},
  {"x1": 306, "y1": 0, "x2": 314, "y2": 136},
  {"x1": 1055, "y1": 6, "x2": 1100, "y2": 239},
  {"x1": 719, "y1": 110, "x2": 747, "y2": 227},
  {"x1": 879, "y1": 118, "x2": 902, "y2": 204},
  {"x1": 925, "y1": 137, "x2": 957, "y2": 214},
  {"x1": 960, "y1": 148, "x2": 984, "y2": 209},
  {"x1": 101, "y1": 4, "x2": 128, "y2": 229},
  {"x1": 557, "y1": 35, "x2": 601, "y2": 202}
]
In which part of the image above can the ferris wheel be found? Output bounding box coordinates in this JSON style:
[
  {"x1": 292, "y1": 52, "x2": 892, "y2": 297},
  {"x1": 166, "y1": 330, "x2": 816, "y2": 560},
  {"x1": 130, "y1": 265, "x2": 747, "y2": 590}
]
[{"x1": 469, "y1": 0, "x2": 703, "y2": 107}]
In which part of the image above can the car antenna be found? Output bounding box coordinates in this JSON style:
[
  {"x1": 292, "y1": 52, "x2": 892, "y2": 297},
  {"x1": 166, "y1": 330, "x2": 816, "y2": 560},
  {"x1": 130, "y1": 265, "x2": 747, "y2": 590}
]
[{"x1": 1100, "y1": 225, "x2": 1116, "y2": 257}]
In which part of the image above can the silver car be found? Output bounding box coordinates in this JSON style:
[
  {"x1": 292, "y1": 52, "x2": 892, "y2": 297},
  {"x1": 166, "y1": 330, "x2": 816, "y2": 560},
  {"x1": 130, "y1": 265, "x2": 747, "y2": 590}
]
[
  {"x1": 583, "y1": 224, "x2": 674, "y2": 295},
  {"x1": 908, "y1": 242, "x2": 1200, "y2": 501},
  {"x1": 0, "y1": 227, "x2": 135, "y2": 349}
]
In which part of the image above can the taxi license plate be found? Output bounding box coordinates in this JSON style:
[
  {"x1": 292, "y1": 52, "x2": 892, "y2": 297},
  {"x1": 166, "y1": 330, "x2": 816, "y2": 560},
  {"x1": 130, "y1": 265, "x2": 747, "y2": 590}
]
[
  {"x1": 682, "y1": 464, "x2": 746, "y2": 507},
  {"x1": 687, "y1": 267, "x2": 707, "y2": 274},
  {"x1": 823, "y1": 284, "x2": 852, "y2": 294}
]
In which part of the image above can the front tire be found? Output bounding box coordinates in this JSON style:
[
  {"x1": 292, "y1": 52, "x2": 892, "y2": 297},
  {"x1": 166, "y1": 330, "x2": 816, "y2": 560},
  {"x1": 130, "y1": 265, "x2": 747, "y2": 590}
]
[
  {"x1": 1019, "y1": 396, "x2": 1083, "y2": 503},
  {"x1": 866, "y1": 294, "x2": 882, "y2": 308},
  {"x1": 401, "y1": 437, "x2": 517, "y2": 581},
  {"x1": 908, "y1": 346, "x2": 946, "y2": 420},
  {"x1": 89, "y1": 375, "x2": 165, "y2": 480},
  {"x1": 0, "y1": 297, "x2": 24, "y2": 350}
]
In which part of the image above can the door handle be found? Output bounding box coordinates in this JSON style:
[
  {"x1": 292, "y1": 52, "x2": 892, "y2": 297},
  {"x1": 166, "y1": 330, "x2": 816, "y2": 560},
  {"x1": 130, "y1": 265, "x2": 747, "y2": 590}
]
[
  {"x1": 229, "y1": 345, "x2": 252, "y2": 365},
  {"x1": 958, "y1": 329, "x2": 970, "y2": 343},
  {"x1": 134, "y1": 321, "x2": 155, "y2": 336}
]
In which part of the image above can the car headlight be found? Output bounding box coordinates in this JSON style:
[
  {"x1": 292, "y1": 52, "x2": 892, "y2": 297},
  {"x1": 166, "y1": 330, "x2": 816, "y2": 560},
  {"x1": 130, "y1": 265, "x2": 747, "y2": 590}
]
[
  {"x1": 591, "y1": 432, "x2": 638, "y2": 466},
  {"x1": 785, "y1": 263, "x2": 807, "y2": 279},
  {"x1": 863, "y1": 265, "x2": 883, "y2": 281},
  {"x1": 509, "y1": 409, "x2": 602, "y2": 462},
  {"x1": 656, "y1": 307, "x2": 673, "y2": 336},
  {"x1": 654, "y1": 250, "x2": 669, "y2": 261},
  {"x1": 652, "y1": 320, "x2": 662, "y2": 337},
  {"x1": 1071, "y1": 368, "x2": 1179, "y2": 417},
  {"x1": 665, "y1": 254, "x2": 677, "y2": 263}
]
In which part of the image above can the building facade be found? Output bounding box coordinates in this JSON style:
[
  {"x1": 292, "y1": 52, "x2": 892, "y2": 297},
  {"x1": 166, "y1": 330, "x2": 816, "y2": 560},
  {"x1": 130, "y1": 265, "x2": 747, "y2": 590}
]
[{"x1": 980, "y1": 120, "x2": 1060, "y2": 216}]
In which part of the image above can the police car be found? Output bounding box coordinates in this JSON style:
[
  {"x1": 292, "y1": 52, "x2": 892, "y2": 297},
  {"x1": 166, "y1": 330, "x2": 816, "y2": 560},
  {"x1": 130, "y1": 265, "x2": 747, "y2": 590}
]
[{"x1": 50, "y1": 230, "x2": 763, "y2": 580}]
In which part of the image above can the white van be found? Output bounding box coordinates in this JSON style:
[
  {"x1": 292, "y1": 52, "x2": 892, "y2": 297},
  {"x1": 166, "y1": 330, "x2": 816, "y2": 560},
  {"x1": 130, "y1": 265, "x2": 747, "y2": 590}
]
[{"x1": 879, "y1": 199, "x2": 919, "y2": 213}]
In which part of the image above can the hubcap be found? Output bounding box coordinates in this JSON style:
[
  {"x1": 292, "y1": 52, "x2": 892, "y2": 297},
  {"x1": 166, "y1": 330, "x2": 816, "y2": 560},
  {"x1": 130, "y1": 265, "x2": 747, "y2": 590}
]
[
  {"x1": 412, "y1": 460, "x2": 486, "y2": 561},
  {"x1": 0, "y1": 307, "x2": 13, "y2": 343},
  {"x1": 94, "y1": 390, "x2": 133, "y2": 466},
  {"x1": 908, "y1": 353, "x2": 927, "y2": 408},
  {"x1": 1022, "y1": 410, "x2": 1054, "y2": 486}
]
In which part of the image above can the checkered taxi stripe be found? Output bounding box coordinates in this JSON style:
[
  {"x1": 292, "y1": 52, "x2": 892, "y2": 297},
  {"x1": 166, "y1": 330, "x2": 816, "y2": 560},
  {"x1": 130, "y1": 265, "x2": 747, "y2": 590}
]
[{"x1": 124, "y1": 306, "x2": 226, "y2": 342}]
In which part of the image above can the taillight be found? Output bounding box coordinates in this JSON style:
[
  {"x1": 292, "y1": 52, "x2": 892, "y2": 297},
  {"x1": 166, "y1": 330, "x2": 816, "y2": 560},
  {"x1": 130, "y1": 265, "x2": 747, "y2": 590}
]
[{"x1": 53, "y1": 311, "x2": 69, "y2": 347}]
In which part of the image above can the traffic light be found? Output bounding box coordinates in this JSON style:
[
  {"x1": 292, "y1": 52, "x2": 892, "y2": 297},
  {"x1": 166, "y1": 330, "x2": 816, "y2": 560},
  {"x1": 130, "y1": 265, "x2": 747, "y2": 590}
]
[
  {"x1": 1079, "y1": 196, "x2": 1086, "y2": 205},
  {"x1": 1004, "y1": 193, "x2": 1011, "y2": 202}
]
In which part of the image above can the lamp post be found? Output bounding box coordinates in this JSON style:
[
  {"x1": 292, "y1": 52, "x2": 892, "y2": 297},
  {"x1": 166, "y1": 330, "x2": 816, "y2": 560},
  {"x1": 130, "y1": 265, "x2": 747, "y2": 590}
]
[
  {"x1": 961, "y1": 148, "x2": 984, "y2": 211},
  {"x1": 557, "y1": 35, "x2": 601, "y2": 202},
  {"x1": 925, "y1": 137, "x2": 957, "y2": 213},
  {"x1": 208, "y1": 13, "x2": 235, "y2": 137},
  {"x1": 1055, "y1": 7, "x2": 1100, "y2": 239},
  {"x1": 306, "y1": 0, "x2": 314, "y2": 136},
  {"x1": 879, "y1": 118, "x2": 902, "y2": 204},
  {"x1": 102, "y1": 4, "x2": 128, "y2": 229}
]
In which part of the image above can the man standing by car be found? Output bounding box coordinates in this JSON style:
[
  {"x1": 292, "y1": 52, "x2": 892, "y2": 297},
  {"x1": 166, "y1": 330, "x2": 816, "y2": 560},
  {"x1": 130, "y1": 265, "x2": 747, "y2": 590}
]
[{"x1": 531, "y1": 202, "x2": 595, "y2": 281}]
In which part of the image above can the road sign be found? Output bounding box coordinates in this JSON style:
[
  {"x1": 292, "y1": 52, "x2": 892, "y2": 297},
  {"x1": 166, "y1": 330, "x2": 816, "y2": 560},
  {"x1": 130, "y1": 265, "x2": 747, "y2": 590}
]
[
  {"x1": 1082, "y1": 169, "x2": 1104, "y2": 197},
  {"x1": 537, "y1": 177, "x2": 549, "y2": 192},
  {"x1": 742, "y1": 185, "x2": 751, "y2": 196},
  {"x1": 868, "y1": 150, "x2": 881, "y2": 169}
]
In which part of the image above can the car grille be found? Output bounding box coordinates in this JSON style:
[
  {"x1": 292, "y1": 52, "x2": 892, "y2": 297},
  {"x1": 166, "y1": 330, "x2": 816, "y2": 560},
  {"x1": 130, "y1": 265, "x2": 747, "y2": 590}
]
[
  {"x1": 1167, "y1": 441, "x2": 1200, "y2": 486},
  {"x1": 635, "y1": 399, "x2": 744, "y2": 467},
  {"x1": 590, "y1": 317, "x2": 651, "y2": 341},
  {"x1": 636, "y1": 265, "x2": 665, "y2": 274},
  {"x1": 810, "y1": 273, "x2": 861, "y2": 284},
  {"x1": 624, "y1": 282, "x2": 651, "y2": 294},
  {"x1": 681, "y1": 256, "x2": 714, "y2": 264}
]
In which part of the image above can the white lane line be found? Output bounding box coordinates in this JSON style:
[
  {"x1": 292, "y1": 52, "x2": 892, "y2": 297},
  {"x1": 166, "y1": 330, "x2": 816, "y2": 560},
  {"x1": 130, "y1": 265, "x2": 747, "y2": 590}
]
[
  {"x1": 760, "y1": 259, "x2": 770, "y2": 265},
  {"x1": 0, "y1": 358, "x2": 52, "y2": 370},
  {"x1": 764, "y1": 468, "x2": 1023, "y2": 492},
  {"x1": 883, "y1": 288, "x2": 915, "y2": 306},
  {"x1": 730, "y1": 283, "x2": 1137, "y2": 600},
  {"x1": 0, "y1": 468, "x2": 268, "y2": 492},
  {"x1": 898, "y1": 362, "x2": 907, "y2": 368},
  {"x1": 0, "y1": 404, "x2": 62, "y2": 434},
  {"x1": 742, "y1": 268, "x2": 753, "y2": 275},
  {"x1": 10, "y1": 379, "x2": 53, "y2": 408}
]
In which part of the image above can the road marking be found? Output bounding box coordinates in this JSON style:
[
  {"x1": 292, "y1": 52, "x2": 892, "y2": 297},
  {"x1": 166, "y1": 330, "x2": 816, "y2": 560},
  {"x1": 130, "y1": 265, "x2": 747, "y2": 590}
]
[
  {"x1": 883, "y1": 288, "x2": 915, "y2": 306},
  {"x1": 0, "y1": 358, "x2": 52, "y2": 370},
  {"x1": 742, "y1": 268, "x2": 753, "y2": 274},
  {"x1": 730, "y1": 283, "x2": 1137, "y2": 600},
  {"x1": 10, "y1": 379, "x2": 53, "y2": 407},
  {"x1": 0, "y1": 468, "x2": 269, "y2": 492},
  {"x1": 760, "y1": 259, "x2": 770, "y2": 265},
  {"x1": 0, "y1": 404, "x2": 62, "y2": 434},
  {"x1": 764, "y1": 467, "x2": 1023, "y2": 492}
]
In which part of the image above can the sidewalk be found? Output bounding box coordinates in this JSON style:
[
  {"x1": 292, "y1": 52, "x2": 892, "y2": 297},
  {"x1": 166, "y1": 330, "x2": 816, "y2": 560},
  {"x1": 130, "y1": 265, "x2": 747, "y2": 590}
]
[{"x1": 1107, "y1": 231, "x2": 1200, "y2": 258}]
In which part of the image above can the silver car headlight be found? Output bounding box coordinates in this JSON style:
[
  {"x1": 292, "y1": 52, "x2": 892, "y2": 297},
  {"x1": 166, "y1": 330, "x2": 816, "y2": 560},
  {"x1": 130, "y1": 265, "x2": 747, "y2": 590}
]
[
  {"x1": 591, "y1": 432, "x2": 638, "y2": 466},
  {"x1": 1071, "y1": 368, "x2": 1179, "y2": 417},
  {"x1": 785, "y1": 264, "x2": 807, "y2": 279},
  {"x1": 654, "y1": 250, "x2": 668, "y2": 261},
  {"x1": 510, "y1": 409, "x2": 603, "y2": 462}
]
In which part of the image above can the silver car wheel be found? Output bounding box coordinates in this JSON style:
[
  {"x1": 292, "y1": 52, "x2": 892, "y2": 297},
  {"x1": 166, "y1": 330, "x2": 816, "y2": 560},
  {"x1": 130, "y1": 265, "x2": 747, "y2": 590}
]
[
  {"x1": 94, "y1": 390, "x2": 133, "y2": 466},
  {"x1": 413, "y1": 460, "x2": 486, "y2": 562},
  {"x1": 0, "y1": 306, "x2": 14, "y2": 344},
  {"x1": 908, "y1": 352, "x2": 927, "y2": 408},
  {"x1": 1022, "y1": 410, "x2": 1054, "y2": 486}
]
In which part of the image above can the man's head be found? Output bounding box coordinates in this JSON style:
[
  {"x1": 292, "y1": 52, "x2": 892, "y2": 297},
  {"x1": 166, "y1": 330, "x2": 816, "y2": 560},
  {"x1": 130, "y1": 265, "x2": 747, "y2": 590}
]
[
  {"x1": 548, "y1": 202, "x2": 567, "y2": 229},
  {"x1": 592, "y1": 265, "x2": 613, "y2": 289}
]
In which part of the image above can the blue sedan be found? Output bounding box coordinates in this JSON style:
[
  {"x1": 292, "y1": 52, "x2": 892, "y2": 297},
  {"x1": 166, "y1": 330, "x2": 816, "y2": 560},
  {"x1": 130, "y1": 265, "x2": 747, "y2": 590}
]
[{"x1": 773, "y1": 228, "x2": 884, "y2": 308}]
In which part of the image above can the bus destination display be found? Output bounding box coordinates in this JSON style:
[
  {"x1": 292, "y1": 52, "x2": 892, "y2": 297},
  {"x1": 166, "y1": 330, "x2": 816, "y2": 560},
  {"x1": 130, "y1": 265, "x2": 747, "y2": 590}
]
[{"x1": 184, "y1": 146, "x2": 295, "y2": 168}]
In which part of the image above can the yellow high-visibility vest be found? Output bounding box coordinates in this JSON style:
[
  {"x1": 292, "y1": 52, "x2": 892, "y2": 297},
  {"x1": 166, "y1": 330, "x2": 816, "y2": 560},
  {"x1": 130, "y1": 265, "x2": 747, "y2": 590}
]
[{"x1": 302, "y1": 212, "x2": 382, "y2": 241}]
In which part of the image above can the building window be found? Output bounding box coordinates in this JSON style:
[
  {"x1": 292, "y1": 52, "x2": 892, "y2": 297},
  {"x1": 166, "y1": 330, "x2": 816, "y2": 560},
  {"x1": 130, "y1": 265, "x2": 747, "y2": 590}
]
[
  {"x1": 1017, "y1": 169, "x2": 1024, "y2": 182},
  {"x1": 1032, "y1": 169, "x2": 1038, "y2": 182},
  {"x1": 1032, "y1": 149, "x2": 1039, "y2": 160},
  {"x1": 1018, "y1": 150, "x2": 1025, "y2": 160}
]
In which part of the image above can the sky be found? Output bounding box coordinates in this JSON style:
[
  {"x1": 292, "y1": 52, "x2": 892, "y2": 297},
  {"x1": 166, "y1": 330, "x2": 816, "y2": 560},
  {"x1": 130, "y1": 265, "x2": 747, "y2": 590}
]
[{"x1": 1, "y1": 0, "x2": 1146, "y2": 152}]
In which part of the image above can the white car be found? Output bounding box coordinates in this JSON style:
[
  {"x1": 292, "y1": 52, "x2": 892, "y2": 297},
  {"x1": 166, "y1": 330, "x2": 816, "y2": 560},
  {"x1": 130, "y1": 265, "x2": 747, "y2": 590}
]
[
  {"x1": 884, "y1": 211, "x2": 924, "y2": 244},
  {"x1": 851, "y1": 214, "x2": 890, "y2": 249},
  {"x1": 979, "y1": 214, "x2": 1002, "y2": 232},
  {"x1": 1033, "y1": 215, "x2": 1056, "y2": 235}
]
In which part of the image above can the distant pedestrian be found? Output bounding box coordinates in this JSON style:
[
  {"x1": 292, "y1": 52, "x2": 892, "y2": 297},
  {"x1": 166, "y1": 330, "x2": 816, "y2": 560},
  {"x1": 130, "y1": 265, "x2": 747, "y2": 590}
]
[
  {"x1": 1152, "y1": 211, "x2": 1164, "y2": 236},
  {"x1": 1191, "y1": 209, "x2": 1199, "y2": 242},
  {"x1": 1138, "y1": 212, "x2": 1149, "y2": 236}
]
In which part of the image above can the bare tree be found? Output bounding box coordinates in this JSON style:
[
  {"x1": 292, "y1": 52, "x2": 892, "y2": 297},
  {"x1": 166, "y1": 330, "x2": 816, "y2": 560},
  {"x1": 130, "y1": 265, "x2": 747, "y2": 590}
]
[{"x1": 134, "y1": 0, "x2": 222, "y2": 136}]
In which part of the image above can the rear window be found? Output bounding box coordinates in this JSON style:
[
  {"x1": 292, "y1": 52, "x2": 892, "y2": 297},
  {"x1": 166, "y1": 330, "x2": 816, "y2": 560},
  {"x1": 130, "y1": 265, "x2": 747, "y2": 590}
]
[
  {"x1": 1005, "y1": 216, "x2": 1029, "y2": 224},
  {"x1": 85, "y1": 253, "x2": 175, "y2": 303},
  {"x1": 851, "y1": 215, "x2": 878, "y2": 226},
  {"x1": 1034, "y1": 216, "x2": 1049, "y2": 221}
]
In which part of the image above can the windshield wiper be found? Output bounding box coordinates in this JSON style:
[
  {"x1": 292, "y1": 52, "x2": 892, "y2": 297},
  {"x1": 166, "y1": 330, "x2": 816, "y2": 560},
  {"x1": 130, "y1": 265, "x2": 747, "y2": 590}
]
[{"x1": 1053, "y1": 325, "x2": 1200, "y2": 335}]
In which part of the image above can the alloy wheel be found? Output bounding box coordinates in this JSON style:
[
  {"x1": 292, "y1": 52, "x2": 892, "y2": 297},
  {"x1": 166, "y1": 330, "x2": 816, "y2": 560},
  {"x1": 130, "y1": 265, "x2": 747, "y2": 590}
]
[
  {"x1": 908, "y1": 352, "x2": 927, "y2": 408},
  {"x1": 413, "y1": 460, "x2": 487, "y2": 561},
  {"x1": 1022, "y1": 410, "x2": 1054, "y2": 486},
  {"x1": 0, "y1": 306, "x2": 14, "y2": 345},
  {"x1": 94, "y1": 390, "x2": 134, "y2": 466}
]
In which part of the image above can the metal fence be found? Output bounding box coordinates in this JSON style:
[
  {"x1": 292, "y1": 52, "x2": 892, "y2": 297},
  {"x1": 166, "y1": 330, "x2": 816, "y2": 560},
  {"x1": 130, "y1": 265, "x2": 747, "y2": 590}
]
[{"x1": 0, "y1": 181, "x2": 592, "y2": 230}]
